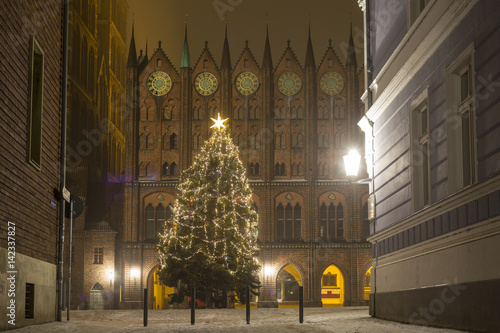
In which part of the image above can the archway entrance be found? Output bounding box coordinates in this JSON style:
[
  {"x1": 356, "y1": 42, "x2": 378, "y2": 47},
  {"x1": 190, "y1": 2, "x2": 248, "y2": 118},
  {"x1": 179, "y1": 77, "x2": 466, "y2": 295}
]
[
  {"x1": 321, "y1": 264, "x2": 344, "y2": 306},
  {"x1": 89, "y1": 282, "x2": 105, "y2": 310},
  {"x1": 276, "y1": 265, "x2": 302, "y2": 304},
  {"x1": 364, "y1": 266, "x2": 372, "y2": 304},
  {"x1": 147, "y1": 266, "x2": 174, "y2": 309}
]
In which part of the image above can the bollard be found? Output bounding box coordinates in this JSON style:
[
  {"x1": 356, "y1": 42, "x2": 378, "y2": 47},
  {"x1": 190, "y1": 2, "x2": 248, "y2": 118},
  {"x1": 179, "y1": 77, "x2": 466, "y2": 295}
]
[
  {"x1": 246, "y1": 285, "x2": 250, "y2": 324},
  {"x1": 191, "y1": 287, "x2": 196, "y2": 325},
  {"x1": 299, "y1": 286, "x2": 303, "y2": 323},
  {"x1": 144, "y1": 289, "x2": 148, "y2": 327}
]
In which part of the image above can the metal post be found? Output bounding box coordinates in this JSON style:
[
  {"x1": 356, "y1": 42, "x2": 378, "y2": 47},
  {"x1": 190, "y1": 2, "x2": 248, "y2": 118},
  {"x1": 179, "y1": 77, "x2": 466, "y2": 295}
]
[
  {"x1": 299, "y1": 286, "x2": 303, "y2": 323},
  {"x1": 246, "y1": 285, "x2": 250, "y2": 324},
  {"x1": 191, "y1": 287, "x2": 195, "y2": 325},
  {"x1": 143, "y1": 289, "x2": 148, "y2": 327},
  {"x1": 67, "y1": 200, "x2": 73, "y2": 321},
  {"x1": 57, "y1": 0, "x2": 69, "y2": 321}
]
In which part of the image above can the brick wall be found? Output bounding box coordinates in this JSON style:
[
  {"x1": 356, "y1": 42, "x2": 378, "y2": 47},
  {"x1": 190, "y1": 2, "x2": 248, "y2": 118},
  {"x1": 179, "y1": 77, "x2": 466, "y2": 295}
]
[{"x1": 0, "y1": 0, "x2": 63, "y2": 264}]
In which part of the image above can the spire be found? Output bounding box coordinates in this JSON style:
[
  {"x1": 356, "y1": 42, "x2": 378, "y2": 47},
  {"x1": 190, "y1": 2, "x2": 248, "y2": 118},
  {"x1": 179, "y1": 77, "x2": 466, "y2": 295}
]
[
  {"x1": 127, "y1": 21, "x2": 138, "y2": 68},
  {"x1": 180, "y1": 21, "x2": 192, "y2": 69},
  {"x1": 221, "y1": 22, "x2": 231, "y2": 69},
  {"x1": 346, "y1": 21, "x2": 357, "y2": 68},
  {"x1": 262, "y1": 21, "x2": 273, "y2": 69},
  {"x1": 304, "y1": 21, "x2": 315, "y2": 68},
  {"x1": 144, "y1": 38, "x2": 148, "y2": 61}
]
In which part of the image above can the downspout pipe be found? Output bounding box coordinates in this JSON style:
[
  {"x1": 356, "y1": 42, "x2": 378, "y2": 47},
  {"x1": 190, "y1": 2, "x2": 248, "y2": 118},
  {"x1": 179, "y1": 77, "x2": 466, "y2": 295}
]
[
  {"x1": 57, "y1": 0, "x2": 69, "y2": 322},
  {"x1": 364, "y1": 0, "x2": 377, "y2": 317}
]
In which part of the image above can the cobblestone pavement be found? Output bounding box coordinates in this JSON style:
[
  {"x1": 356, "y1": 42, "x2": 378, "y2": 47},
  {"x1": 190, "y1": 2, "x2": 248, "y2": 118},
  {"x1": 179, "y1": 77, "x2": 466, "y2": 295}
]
[{"x1": 12, "y1": 307, "x2": 466, "y2": 332}]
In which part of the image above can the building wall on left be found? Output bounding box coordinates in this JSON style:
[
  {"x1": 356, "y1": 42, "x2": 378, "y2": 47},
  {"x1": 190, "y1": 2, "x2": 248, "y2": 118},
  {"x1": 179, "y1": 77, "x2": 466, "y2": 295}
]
[{"x1": 0, "y1": 0, "x2": 63, "y2": 330}]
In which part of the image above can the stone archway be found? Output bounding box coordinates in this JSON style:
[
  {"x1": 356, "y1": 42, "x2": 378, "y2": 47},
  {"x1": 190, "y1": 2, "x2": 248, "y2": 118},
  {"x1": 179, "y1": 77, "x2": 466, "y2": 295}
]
[
  {"x1": 276, "y1": 265, "x2": 302, "y2": 304},
  {"x1": 364, "y1": 266, "x2": 372, "y2": 304},
  {"x1": 147, "y1": 266, "x2": 175, "y2": 309},
  {"x1": 321, "y1": 264, "x2": 345, "y2": 306}
]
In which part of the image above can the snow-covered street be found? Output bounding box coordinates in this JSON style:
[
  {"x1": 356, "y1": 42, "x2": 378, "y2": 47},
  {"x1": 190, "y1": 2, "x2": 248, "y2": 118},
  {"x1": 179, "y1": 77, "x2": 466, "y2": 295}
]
[{"x1": 12, "y1": 307, "x2": 464, "y2": 332}]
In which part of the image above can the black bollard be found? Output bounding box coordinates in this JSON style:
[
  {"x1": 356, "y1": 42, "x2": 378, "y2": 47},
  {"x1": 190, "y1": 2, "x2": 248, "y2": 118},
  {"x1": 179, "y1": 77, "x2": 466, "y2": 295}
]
[
  {"x1": 246, "y1": 285, "x2": 250, "y2": 324},
  {"x1": 144, "y1": 289, "x2": 148, "y2": 327},
  {"x1": 191, "y1": 287, "x2": 196, "y2": 325},
  {"x1": 299, "y1": 286, "x2": 303, "y2": 323}
]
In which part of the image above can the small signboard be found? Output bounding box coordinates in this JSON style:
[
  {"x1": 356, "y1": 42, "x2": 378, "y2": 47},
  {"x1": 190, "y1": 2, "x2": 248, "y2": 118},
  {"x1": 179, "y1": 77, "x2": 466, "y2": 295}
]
[
  {"x1": 62, "y1": 187, "x2": 71, "y2": 202},
  {"x1": 50, "y1": 200, "x2": 57, "y2": 208}
]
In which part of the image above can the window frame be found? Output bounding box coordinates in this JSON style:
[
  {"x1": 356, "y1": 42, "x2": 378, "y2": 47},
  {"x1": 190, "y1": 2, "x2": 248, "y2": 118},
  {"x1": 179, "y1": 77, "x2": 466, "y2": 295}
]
[
  {"x1": 407, "y1": 0, "x2": 430, "y2": 28},
  {"x1": 27, "y1": 35, "x2": 44, "y2": 170},
  {"x1": 93, "y1": 247, "x2": 103, "y2": 264},
  {"x1": 446, "y1": 43, "x2": 476, "y2": 194},
  {"x1": 410, "y1": 88, "x2": 431, "y2": 211}
]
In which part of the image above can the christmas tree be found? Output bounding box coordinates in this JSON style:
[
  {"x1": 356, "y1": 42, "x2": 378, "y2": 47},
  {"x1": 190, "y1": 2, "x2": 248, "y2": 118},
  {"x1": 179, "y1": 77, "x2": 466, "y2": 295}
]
[{"x1": 157, "y1": 114, "x2": 261, "y2": 307}]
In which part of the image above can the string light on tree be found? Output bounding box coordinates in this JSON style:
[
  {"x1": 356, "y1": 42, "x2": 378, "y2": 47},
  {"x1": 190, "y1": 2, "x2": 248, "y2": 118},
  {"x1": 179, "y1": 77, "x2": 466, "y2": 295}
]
[{"x1": 157, "y1": 113, "x2": 261, "y2": 306}]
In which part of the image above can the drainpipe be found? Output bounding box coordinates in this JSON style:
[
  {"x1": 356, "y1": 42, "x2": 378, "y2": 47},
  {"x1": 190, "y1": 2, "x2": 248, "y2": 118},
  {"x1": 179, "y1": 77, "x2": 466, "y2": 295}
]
[{"x1": 57, "y1": 0, "x2": 70, "y2": 322}]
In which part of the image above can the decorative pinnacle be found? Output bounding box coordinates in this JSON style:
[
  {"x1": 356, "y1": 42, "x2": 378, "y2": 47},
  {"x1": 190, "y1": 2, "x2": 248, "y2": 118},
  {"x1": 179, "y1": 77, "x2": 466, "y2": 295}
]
[
  {"x1": 210, "y1": 113, "x2": 228, "y2": 130},
  {"x1": 308, "y1": 13, "x2": 311, "y2": 23},
  {"x1": 265, "y1": 13, "x2": 269, "y2": 24},
  {"x1": 245, "y1": 40, "x2": 249, "y2": 48},
  {"x1": 158, "y1": 40, "x2": 162, "y2": 49},
  {"x1": 205, "y1": 40, "x2": 208, "y2": 49},
  {"x1": 287, "y1": 39, "x2": 291, "y2": 48},
  {"x1": 132, "y1": 13, "x2": 135, "y2": 24},
  {"x1": 328, "y1": 39, "x2": 332, "y2": 47},
  {"x1": 185, "y1": 14, "x2": 188, "y2": 24}
]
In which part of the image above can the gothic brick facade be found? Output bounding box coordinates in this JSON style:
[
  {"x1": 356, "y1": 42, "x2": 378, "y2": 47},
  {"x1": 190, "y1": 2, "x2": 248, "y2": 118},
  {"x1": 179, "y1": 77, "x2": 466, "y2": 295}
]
[
  {"x1": 121, "y1": 22, "x2": 371, "y2": 308},
  {"x1": 65, "y1": 0, "x2": 127, "y2": 310}
]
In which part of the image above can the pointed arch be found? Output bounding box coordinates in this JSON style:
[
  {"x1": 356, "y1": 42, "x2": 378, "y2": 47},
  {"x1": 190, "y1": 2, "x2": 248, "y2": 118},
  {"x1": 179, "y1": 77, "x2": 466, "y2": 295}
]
[{"x1": 169, "y1": 133, "x2": 177, "y2": 149}]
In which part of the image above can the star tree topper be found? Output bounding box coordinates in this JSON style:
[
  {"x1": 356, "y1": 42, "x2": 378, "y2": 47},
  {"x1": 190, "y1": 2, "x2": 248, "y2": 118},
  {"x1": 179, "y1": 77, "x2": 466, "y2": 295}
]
[{"x1": 210, "y1": 113, "x2": 228, "y2": 130}]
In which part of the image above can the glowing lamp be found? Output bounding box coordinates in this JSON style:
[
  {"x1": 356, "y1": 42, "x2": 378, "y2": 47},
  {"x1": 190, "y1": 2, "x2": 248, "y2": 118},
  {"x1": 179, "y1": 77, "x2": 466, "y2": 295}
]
[
  {"x1": 264, "y1": 265, "x2": 273, "y2": 277},
  {"x1": 108, "y1": 270, "x2": 114, "y2": 286},
  {"x1": 130, "y1": 268, "x2": 140, "y2": 279},
  {"x1": 343, "y1": 150, "x2": 361, "y2": 177}
]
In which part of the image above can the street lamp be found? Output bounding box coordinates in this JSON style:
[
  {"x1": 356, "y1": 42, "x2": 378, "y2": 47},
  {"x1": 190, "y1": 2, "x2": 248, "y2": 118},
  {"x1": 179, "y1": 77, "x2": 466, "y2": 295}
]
[
  {"x1": 343, "y1": 149, "x2": 361, "y2": 177},
  {"x1": 131, "y1": 268, "x2": 140, "y2": 279},
  {"x1": 107, "y1": 270, "x2": 114, "y2": 287},
  {"x1": 130, "y1": 268, "x2": 140, "y2": 309},
  {"x1": 264, "y1": 265, "x2": 273, "y2": 278}
]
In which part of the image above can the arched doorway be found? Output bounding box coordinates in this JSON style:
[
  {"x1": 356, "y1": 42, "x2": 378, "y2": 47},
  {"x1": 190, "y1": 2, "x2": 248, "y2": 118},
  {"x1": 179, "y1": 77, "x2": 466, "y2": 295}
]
[
  {"x1": 364, "y1": 266, "x2": 372, "y2": 304},
  {"x1": 276, "y1": 265, "x2": 302, "y2": 304},
  {"x1": 147, "y1": 266, "x2": 174, "y2": 309},
  {"x1": 89, "y1": 282, "x2": 105, "y2": 310},
  {"x1": 321, "y1": 264, "x2": 345, "y2": 306}
]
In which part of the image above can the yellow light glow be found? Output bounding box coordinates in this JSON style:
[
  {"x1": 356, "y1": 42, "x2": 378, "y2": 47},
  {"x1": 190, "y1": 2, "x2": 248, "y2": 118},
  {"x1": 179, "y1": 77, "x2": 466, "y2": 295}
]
[
  {"x1": 130, "y1": 268, "x2": 140, "y2": 279},
  {"x1": 264, "y1": 265, "x2": 273, "y2": 277},
  {"x1": 210, "y1": 113, "x2": 228, "y2": 130}
]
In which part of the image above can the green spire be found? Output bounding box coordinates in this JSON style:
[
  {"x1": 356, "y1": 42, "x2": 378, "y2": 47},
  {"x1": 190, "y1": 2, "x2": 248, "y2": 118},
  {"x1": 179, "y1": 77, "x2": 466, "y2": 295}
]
[{"x1": 180, "y1": 21, "x2": 191, "y2": 69}]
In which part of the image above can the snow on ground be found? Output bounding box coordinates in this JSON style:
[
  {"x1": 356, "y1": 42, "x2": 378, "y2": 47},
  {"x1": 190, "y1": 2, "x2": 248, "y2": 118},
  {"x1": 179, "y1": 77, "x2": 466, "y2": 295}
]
[{"x1": 12, "y1": 307, "x2": 465, "y2": 333}]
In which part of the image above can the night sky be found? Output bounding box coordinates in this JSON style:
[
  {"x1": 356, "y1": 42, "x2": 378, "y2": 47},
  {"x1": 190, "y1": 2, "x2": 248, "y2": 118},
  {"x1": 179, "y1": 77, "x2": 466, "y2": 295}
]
[{"x1": 127, "y1": 0, "x2": 364, "y2": 70}]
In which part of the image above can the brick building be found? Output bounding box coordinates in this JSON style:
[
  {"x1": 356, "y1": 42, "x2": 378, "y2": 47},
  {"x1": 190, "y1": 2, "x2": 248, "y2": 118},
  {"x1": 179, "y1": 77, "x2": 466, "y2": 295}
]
[
  {"x1": 65, "y1": 0, "x2": 127, "y2": 310},
  {"x1": 119, "y1": 20, "x2": 371, "y2": 309},
  {"x1": 0, "y1": 0, "x2": 64, "y2": 329}
]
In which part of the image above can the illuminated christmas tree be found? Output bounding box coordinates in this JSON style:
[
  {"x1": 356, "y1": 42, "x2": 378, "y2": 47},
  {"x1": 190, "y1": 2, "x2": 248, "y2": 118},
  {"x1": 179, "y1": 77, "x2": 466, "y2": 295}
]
[{"x1": 157, "y1": 114, "x2": 261, "y2": 307}]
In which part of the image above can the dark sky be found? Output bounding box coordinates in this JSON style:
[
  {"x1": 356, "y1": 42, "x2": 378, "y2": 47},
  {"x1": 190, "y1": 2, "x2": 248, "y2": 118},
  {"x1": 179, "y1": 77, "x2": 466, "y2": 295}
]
[{"x1": 127, "y1": 0, "x2": 364, "y2": 70}]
